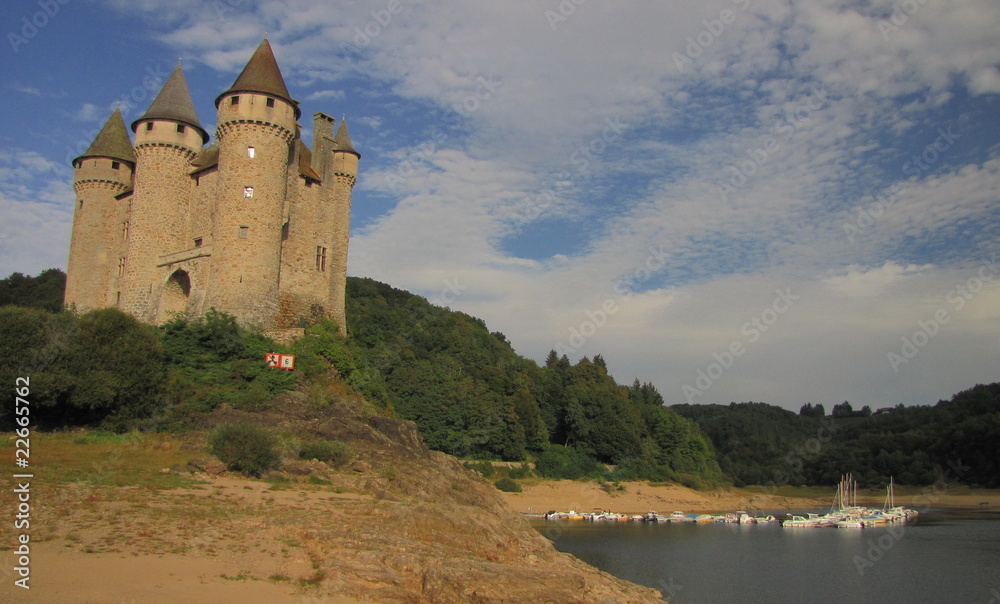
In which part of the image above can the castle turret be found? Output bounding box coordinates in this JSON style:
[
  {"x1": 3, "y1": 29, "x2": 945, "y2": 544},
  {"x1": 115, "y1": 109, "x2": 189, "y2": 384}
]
[
  {"x1": 65, "y1": 108, "x2": 135, "y2": 312},
  {"x1": 326, "y1": 118, "x2": 360, "y2": 332},
  {"x1": 119, "y1": 64, "x2": 207, "y2": 321},
  {"x1": 203, "y1": 38, "x2": 299, "y2": 327}
]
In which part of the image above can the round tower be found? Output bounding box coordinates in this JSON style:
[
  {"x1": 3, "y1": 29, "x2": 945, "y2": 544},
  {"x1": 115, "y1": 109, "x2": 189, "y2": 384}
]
[
  {"x1": 327, "y1": 118, "x2": 360, "y2": 333},
  {"x1": 65, "y1": 108, "x2": 135, "y2": 312},
  {"x1": 204, "y1": 38, "x2": 300, "y2": 327},
  {"x1": 120, "y1": 64, "x2": 208, "y2": 322}
]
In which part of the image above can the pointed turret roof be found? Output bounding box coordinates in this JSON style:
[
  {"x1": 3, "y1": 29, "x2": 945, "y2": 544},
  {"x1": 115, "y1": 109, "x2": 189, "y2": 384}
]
[
  {"x1": 74, "y1": 108, "x2": 136, "y2": 166},
  {"x1": 331, "y1": 119, "x2": 359, "y2": 157},
  {"x1": 131, "y1": 64, "x2": 209, "y2": 144},
  {"x1": 216, "y1": 39, "x2": 300, "y2": 118}
]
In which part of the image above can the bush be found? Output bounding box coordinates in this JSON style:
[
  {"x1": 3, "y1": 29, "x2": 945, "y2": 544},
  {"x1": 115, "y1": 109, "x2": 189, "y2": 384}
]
[
  {"x1": 209, "y1": 422, "x2": 281, "y2": 477},
  {"x1": 507, "y1": 464, "x2": 531, "y2": 479},
  {"x1": 299, "y1": 439, "x2": 354, "y2": 466},
  {"x1": 494, "y1": 477, "x2": 522, "y2": 492},
  {"x1": 464, "y1": 461, "x2": 496, "y2": 478},
  {"x1": 535, "y1": 444, "x2": 603, "y2": 480}
]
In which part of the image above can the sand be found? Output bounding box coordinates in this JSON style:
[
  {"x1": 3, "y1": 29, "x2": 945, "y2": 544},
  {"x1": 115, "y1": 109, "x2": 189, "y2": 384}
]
[{"x1": 498, "y1": 479, "x2": 1000, "y2": 516}]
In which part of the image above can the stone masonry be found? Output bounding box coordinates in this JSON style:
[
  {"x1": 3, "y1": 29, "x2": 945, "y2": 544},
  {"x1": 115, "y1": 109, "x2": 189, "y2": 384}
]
[{"x1": 64, "y1": 39, "x2": 359, "y2": 334}]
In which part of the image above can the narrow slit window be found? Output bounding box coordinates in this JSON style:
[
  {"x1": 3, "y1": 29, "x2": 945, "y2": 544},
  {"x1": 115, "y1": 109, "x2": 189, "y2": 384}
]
[
  {"x1": 316, "y1": 246, "x2": 328, "y2": 272},
  {"x1": 78, "y1": 199, "x2": 84, "y2": 209},
  {"x1": 122, "y1": 220, "x2": 129, "y2": 240},
  {"x1": 239, "y1": 226, "x2": 249, "y2": 239},
  {"x1": 117, "y1": 257, "x2": 126, "y2": 276},
  {"x1": 247, "y1": 146, "x2": 255, "y2": 158},
  {"x1": 244, "y1": 186, "x2": 254, "y2": 198}
]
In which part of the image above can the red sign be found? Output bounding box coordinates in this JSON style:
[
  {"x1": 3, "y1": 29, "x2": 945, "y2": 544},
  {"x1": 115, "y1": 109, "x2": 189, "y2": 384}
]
[{"x1": 265, "y1": 353, "x2": 295, "y2": 370}]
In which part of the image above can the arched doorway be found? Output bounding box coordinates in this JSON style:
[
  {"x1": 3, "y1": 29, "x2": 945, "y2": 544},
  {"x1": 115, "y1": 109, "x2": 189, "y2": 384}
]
[{"x1": 157, "y1": 269, "x2": 191, "y2": 322}]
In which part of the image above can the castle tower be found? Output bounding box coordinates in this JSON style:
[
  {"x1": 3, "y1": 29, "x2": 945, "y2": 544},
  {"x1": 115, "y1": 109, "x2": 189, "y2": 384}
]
[
  {"x1": 65, "y1": 108, "x2": 136, "y2": 312},
  {"x1": 327, "y1": 118, "x2": 360, "y2": 332},
  {"x1": 203, "y1": 39, "x2": 299, "y2": 327},
  {"x1": 120, "y1": 64, "x2": 208, "y2": 322}
]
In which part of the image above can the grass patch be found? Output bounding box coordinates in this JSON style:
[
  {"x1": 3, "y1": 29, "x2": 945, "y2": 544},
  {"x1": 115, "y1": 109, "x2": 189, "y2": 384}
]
[{"x1": 0, "y1": 430, "x2": 201, "y2": 488}]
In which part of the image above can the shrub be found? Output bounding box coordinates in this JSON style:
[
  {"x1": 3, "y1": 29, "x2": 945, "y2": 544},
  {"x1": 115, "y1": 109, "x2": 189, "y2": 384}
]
[
  {"x1": 209, "y1": 422, "x2": 281, "y2": 477},
  {"x1": 507, "y1": 464, "x2": 531, "y2": 479},
  {"x1": 535, "y1": 444, "x2": 603, "y2": 480},
  {"x1": 494, "y1": 477, "x2": 522, "y2": 492},
  {"x1": 299, "y1": 439, "x2": 354, "y2": 466},
  {"x1": 464, "y1": 461, "x2": 496, "y2": 478}
]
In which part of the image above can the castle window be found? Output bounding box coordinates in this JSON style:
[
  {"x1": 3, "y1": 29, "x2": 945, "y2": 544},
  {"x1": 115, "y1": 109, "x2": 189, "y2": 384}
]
[
  {"x1": 122, "y1": 220, "x2": 129, "y2": 240},
  {"x1": 118, "y1": 257, "x2": 126, "y2": 276},
  {"x1": 231, "y1": 96, "x2": 240, "y2": 106},
  {"x1": 111, "y1": 161, "x2": 120, "y2": 170},
  {"x1": 176, "y1": 124, "x2": 186, "y2": 134},
  {"x1": 145, "y1": 122, "x2": 154, "y2": 131},
  {"x1": 244, "y1": 186, "x2": 254, "y2": 198},
  {"x1": 78, "y1": 199, "x2": 84, "y2": 209},
  {"x1": 316, "y1": 246, "x2": 328, "y2": 272},
  {"x1": 193, "y1": 237, "x2": 202, "y2": 247},
  {"x1": 266, "y1": 97, "x2": 275, "y2": 108},
  {"x1": 239, "y1": 226, "x2": 249, "y2": 239},
  {"x1": 247, "y1": 146, "x2": 255, "y2": 158}
]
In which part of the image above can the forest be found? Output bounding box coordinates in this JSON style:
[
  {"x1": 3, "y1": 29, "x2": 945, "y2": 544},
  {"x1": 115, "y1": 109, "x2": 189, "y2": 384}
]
[{"x1": 2, "y1": 270, "x2": 998, "y2": 487}]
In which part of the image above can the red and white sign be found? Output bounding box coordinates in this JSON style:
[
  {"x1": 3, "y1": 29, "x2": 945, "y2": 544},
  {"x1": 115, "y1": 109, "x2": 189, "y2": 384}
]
[{"x1": 265, "y1": 353, "x2": 295, "y2": 370}]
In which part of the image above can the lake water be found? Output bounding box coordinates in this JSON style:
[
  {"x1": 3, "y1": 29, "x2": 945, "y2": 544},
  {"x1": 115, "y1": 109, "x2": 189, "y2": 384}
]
[{"x1": 531, "y1": 509, "x2": 1000, "y2": 603}]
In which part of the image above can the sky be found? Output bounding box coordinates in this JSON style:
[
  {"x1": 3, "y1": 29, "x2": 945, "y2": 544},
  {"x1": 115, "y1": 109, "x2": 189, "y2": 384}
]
[{"x1": 1, "y1": 0, "x2": 998, "y2": 411}]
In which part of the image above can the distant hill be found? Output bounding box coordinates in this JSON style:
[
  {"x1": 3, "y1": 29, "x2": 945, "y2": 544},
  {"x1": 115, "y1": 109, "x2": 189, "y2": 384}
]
[
  {"x1": 344, "y1": 277, "x2": 724, "y2": 484},
  {"x1": 673, "y1": 383, "x2": 1000, "y2": 488},
  {"x1": 5, "y1": 269, "x2": 995, "y2": 488}
]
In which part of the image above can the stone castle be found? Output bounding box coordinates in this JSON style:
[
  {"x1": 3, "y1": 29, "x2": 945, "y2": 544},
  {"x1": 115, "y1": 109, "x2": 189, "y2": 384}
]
[{"x1": 64, "y1": 39, "x2": 359, "y2": 334}]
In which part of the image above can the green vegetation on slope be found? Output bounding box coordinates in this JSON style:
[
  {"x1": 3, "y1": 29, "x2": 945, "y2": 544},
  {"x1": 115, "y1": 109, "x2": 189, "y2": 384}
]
[
  {"x1": 344, "y1": 277, "x2": 724, "y2": 483},
  {"x1": 673, "y1": 384, "x2": 1000, "y2": 488}
]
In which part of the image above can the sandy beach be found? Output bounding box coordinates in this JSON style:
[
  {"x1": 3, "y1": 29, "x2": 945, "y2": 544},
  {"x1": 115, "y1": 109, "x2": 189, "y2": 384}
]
[{"x1": 498, "y1": 479, "x2": 1000, "y2": 516}]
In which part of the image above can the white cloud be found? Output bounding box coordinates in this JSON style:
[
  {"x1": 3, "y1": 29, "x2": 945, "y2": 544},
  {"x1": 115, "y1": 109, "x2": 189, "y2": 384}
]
[{"x1": 33, "y1": 0, "x2": 1000, "y2": 409}]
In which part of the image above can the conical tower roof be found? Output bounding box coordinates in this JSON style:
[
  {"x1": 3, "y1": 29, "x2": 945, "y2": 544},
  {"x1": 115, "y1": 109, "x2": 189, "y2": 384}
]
[
  {"x1": 216, "y1": 39, "x2": 300, "y2": 118},
  {"x1": 74, "y1": 108, "x2": 136, "y2": 166},
  {"x1": 332, "y1": 119, "x2": 360, "y2": 157},
  {"x1": 131, "y1": 64, "x2": 209, "y2": 144}
]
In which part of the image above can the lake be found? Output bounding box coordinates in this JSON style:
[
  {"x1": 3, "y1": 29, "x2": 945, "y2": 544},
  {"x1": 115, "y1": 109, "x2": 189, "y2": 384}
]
[{"x1": 530, "y1": 509, "x2": 1000, "y2": 603}]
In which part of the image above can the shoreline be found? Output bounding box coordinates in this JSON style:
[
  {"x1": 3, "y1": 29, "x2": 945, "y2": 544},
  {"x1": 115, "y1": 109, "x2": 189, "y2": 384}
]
[{"x1": 498, "y1": 479, "x2": 1000, "y2": 516}]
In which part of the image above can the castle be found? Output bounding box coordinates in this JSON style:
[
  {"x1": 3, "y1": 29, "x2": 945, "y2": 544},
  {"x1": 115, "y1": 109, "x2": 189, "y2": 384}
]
[{"x1": 64, "y1": 39, "x2": 359, "y2": 334}]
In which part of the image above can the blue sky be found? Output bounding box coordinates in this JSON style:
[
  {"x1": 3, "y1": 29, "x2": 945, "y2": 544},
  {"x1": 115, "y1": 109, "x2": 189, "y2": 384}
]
[{"x1": 2, "y1": 0, "x2": 999, "y2": 411}]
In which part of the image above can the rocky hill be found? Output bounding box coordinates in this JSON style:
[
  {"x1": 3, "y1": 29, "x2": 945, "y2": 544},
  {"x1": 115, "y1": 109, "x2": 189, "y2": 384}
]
[{"x1": 6, "y1": 388, "x2": 662, "y2": 603}]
